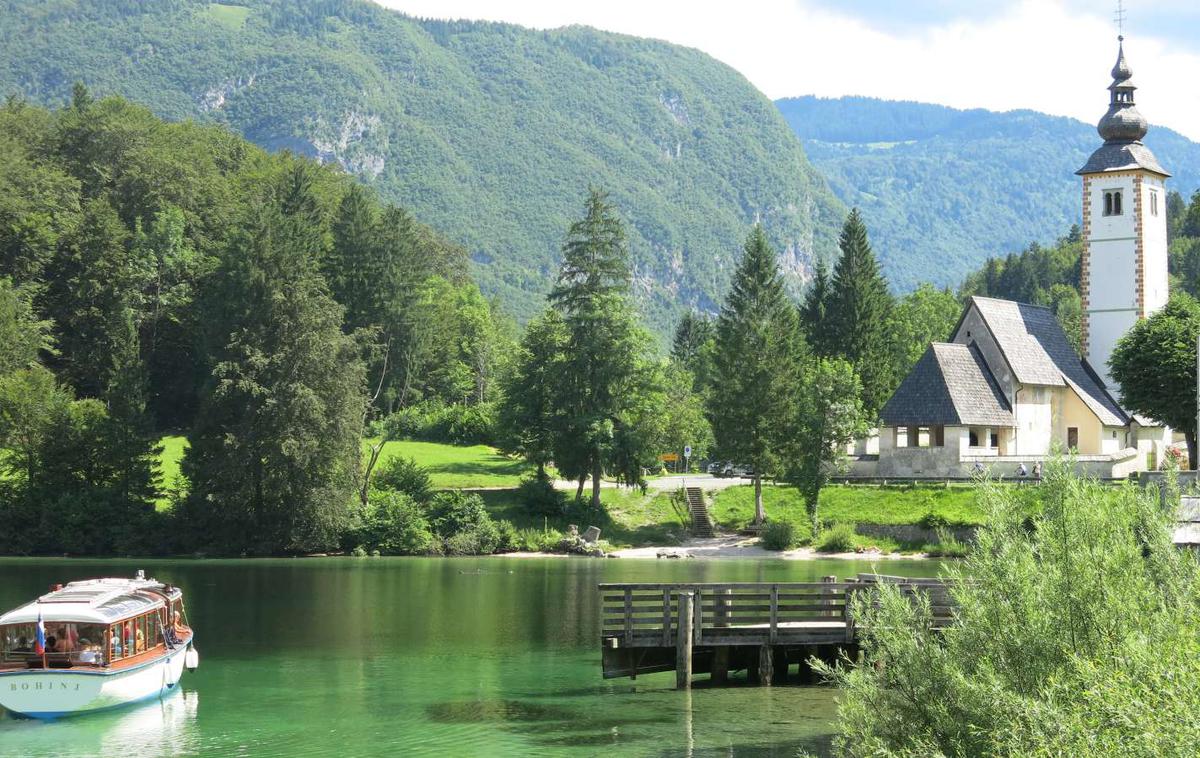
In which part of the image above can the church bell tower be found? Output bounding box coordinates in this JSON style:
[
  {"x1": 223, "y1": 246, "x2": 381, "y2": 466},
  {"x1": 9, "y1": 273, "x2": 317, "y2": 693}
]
[{"x1": 1077, "y1": 37, "x2": 1170, "y2": 390}]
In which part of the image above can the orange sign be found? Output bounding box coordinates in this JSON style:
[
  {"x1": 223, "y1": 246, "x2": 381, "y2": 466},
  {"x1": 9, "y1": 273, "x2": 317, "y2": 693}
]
[{"x1": 659, "y1": 453, "x2": 679, "y2": 462}]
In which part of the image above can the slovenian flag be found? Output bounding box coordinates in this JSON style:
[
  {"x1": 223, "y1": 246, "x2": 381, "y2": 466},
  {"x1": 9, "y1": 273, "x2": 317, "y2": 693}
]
[{"x1": 34, "y1": 611, "x2": 46, "y2": 655}]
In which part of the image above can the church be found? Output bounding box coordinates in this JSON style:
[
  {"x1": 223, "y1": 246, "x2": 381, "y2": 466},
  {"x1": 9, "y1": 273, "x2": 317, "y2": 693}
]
[{"x1": 862, "y1": 38, "x2": 1174, "y2": 479}]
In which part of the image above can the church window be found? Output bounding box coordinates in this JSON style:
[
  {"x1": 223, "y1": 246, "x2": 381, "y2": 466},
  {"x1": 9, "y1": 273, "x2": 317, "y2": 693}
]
[
  {"x1": 989, "y1": 431, "x2": 999, "y2": 448},
  {"x1": 1150, "y1": 190, "x2": 1159, "y2": 216},
  {"x1": 1103, "y1": 190, "x2": 1123, "y2": 217}
]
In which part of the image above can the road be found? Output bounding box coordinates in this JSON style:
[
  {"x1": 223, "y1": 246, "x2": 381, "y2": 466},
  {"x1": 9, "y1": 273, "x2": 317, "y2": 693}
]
[{"x1": 551, "y1": 473, "x2": 753, "y2": 493}]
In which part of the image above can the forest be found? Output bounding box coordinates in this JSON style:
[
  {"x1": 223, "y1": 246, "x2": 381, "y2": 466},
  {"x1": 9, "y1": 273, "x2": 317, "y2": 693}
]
[{"x1": 0, "y1": 0, "x2": 845, "y2": 329}]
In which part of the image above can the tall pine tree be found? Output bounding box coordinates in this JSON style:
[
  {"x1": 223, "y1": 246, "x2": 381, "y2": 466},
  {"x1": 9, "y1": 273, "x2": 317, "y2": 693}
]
[
  {"x1": 826, "y1": 209, "x2": 893, "y2": 417},
  {"x1": 184, "y1": 164, "x2": 366, "y2": 554},
  {"x1": 549, "y1": 188, "x2": 650, "y2": 509},
  {"x1": 800, "y1": 260, "x2": 832, "y2": 356},
  {"x1": 710, "y1": 226, "x2": 802, "y2": 524}
]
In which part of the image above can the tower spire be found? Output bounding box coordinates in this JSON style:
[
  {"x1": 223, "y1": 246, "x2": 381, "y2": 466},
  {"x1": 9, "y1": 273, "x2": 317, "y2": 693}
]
[{"x1": 1096, "y1": 36, "x2": 1146, "y2": 144}]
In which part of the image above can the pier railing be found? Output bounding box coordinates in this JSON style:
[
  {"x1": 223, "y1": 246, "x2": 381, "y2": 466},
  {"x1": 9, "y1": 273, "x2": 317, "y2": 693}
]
[
  {"x1": 599, "y1": 575, "x2": 955, "y2": 685},
  {"x1": 601, "y1": 580, "x2": 856, "y2": 647}
]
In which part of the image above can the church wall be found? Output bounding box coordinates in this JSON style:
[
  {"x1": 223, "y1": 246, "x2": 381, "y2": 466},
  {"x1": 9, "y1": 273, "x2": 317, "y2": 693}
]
[
  {"x1": 1013, "y1": 386, "x2": 1053, "y2": 455},
  {"x1": 1138, "y1": 173, "x2": 1169, "y2": 317},
  {"x1": 1053, "y1": 385, "x2": 1105, "y2": 455}
]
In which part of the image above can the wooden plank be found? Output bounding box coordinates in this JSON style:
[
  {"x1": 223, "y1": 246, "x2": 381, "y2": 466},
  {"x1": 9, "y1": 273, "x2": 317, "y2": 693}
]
[
  {"x1": 769, "y1": 584, "x2": 779, "y2": 644},
  {"x1": 693, "y1": 587, "x2": 703, "y2": 645},
  {"x1": 624, "y1": 588, "x2": 633, "y2": 646},
  {"x1": 661, "y1": 588, "x2": 671, "y2": 647}
]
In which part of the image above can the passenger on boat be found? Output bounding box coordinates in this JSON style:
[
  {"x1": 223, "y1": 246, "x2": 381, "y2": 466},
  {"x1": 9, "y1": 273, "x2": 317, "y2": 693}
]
[
  {"x1": 135, "y1": 625, "x2": 145, "y2": 653},
  {"x1": 109, "y1": 635, "x2": 122, "y2": 658},
  {"x1": 124, "y1": 622, "x2": 134, "y2": 653},
  {"x1": 78, "y1": 639, "x2": 97, "y2": 664},
  {"x1": 45, "y1": 635, "x2": 59, "y2": 653},
  {"x1": 15, "y1": 636, "x2": 31, "y2": 652}
]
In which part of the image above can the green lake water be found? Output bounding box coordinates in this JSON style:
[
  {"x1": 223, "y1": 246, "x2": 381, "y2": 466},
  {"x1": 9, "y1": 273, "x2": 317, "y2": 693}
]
[{"x1": 0, "y1": 556, "x2": 938, "y2": 756}]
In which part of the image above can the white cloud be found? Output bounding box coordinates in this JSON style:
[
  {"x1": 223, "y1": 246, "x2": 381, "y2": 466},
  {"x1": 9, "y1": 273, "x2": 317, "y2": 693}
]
[{"x1": 377, "y1": 0, "x2": 1200, "y2": 141}]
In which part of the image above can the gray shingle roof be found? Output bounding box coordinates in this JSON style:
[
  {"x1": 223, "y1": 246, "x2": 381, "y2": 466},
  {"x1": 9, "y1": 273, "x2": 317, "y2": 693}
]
[
  {"x1": 880, "y1": 342, "x2": 1013, "y2": 427},
  {"x1": 966, "y1": 297, "x2": 1128, "y2": 426},
  {"x1": 1077, "y1": 141, "x2": 1169, "y2": 176}
]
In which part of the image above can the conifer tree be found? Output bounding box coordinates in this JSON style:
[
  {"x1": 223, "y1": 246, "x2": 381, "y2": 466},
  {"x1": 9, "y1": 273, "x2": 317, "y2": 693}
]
[
  {"x1": 710, "y1": 226, "x2": 802, "y2": 524},
  {"x1": 184, "y1": 164, "x2": 367, "y2": 554},
  {"x1": 800, "y1": 260, "x2": 832, "y2": 356},
  {"x1": 826, "y1": 209, "x2": 893, "y2": 417},
  {"x1": 498, "y1": 308, "x2": 568, "y2": 477},
  {"x1": 549, "y1": 188, "x2": 649, "y2": 509},
  {"x1": 670, "y1": 311, "x2": 715, "y2": 393}
]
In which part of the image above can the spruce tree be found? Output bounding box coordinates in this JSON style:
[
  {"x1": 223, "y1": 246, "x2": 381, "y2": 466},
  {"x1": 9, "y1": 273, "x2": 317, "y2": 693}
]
[
  {"x1": 826, "y1": 209, "x2": 893, "y2": 417},
  {"x1": 710, "y1": 226, "x2": 802, "y2": 524},
  {"x1": 184, "y1": 164, "x2": 367, "y2": 554},
  {"x1": 670, "y1": 311, "x2": 715, "y2": 393},
  {"x1": 800, "y1": 260, "x2": 832, "y2": 356},
  {"x1": 549, "y1": 188, "x2": 649, "y2": 509},
  {"x1": 498, "y1": 308, "x2": 568, "y2": 477}
]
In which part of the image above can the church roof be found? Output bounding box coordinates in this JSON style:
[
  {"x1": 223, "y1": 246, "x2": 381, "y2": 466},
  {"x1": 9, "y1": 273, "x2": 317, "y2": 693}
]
[
  {"x1": 880, "y1": 342, "x2": 1013, "y2": 427},
  {"x1": 1077, "y1": 141, "x2": 1169, "y2": 176},
  {"x1": 963, "y1": 297, "x2": 1128, "y2": 426}
]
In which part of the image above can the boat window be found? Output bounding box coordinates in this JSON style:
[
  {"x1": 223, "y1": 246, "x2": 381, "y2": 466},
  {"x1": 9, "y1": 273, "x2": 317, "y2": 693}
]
[{"x1": 2, "y1": 623, "x2": 107, "y2": 666}]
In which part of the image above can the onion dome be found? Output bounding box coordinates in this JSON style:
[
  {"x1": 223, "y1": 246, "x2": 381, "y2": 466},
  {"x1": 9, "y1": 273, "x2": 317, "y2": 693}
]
[
  {"x1": 1097, "y1": 39, "x2": 1147, "y2": 143},
  {"x1": 1078, "y1": 37, "x2": 1167, "y2": 177}
]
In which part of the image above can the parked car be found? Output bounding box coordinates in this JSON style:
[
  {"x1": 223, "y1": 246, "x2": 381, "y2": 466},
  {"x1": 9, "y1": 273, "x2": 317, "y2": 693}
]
[
  {"x1": 729, "y1": 463, "x2": 754, "y2": 478},
  {"x1": 707, "y1": 460, "x2": 726, "y2": 476}
]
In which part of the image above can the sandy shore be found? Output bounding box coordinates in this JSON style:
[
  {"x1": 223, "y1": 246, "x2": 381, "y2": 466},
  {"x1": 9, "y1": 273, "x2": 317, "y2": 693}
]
[
  {"x1": 495, "y1": 536, "x2": 929, "y2": 560},
  {"x1": 608, "y1": 535, "x2": 927, "y2": 561}
]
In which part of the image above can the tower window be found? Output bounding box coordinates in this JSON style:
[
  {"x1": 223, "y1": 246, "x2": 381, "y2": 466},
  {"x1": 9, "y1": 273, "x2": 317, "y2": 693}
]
[
  {"x1": 1150, "y1": 190, "x2": 1159, "y2": 216},
  {"x1": 1103, "y1": 190, "x2": 1123, "y2": 217}
]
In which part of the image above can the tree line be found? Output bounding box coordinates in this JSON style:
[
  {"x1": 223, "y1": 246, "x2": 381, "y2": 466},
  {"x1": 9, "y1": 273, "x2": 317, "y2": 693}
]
[{"x1": 0, "y1": 91, "x2": 514, "y2": 555}]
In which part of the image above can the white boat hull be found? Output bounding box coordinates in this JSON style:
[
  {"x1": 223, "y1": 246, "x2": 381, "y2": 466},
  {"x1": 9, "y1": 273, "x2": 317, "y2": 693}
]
[{"x1": 0, "y1": 641, "x2": 193, "y2": 720}]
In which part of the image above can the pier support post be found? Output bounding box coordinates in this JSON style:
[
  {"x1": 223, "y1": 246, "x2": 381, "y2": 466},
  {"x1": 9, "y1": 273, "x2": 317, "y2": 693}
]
[
  {"x1": 711, "y1": 647, "x2": 729, "y2": 684},
  {"x1": 757, "y1": 644, "x2": 773, "y2": 686},
  {"x1": 676, "y1": 591, "x2": 694, "y2": 689}
]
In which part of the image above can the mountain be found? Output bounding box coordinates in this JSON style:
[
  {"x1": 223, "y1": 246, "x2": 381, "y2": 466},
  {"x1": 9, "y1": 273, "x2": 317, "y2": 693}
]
[
  {"x1": 776, "y1": 95, "x2": 1200, "y2": 292},
  {"x1": 0, "y1": 1, "x2": 845, "y2": 327}
]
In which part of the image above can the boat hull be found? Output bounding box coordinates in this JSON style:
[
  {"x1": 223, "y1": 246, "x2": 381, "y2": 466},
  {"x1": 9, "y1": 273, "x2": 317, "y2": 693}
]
[{"x1": 0, "y1": 641, "x2": 192, "y2": 720}]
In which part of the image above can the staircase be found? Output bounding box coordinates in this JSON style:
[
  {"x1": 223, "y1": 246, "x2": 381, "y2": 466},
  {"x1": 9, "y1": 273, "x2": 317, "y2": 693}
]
[{"x1": 685, "y1": 487, "x2": 715, "y2": 538}]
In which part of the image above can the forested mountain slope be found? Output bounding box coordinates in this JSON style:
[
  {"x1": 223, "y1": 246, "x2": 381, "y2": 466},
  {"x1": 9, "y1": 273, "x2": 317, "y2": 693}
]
[
  {"x1": 0, "y1": 0, "x2": 845, "y2": 326},
  {"x1": 777, "y1": 96, "x2": 1200, "y2": 292}
]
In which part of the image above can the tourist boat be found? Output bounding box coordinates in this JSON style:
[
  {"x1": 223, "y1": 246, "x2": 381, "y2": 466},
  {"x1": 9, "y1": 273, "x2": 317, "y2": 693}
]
[{"x1": 0, "y1": 571, "x2": 198, "y2": 720}]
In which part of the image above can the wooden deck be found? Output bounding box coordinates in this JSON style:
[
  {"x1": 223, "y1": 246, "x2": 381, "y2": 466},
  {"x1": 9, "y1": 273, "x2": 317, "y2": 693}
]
[{"x1": 600, "y1": 575, "x2": 952, "y2": 686}]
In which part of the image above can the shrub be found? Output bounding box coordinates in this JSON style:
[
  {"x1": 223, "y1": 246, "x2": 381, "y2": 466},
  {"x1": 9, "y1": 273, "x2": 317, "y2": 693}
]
[
  {"x1": 428, "y1": 490, "x2": 492, "y2": 536},
  {"x1": 442, "y1": 520, "x2": 502, "y2": 555},
  {"x1": 373, "y1": 456, "x2": 432, "y2": 502},
  {"x1": 760, "y1": 520, "x2": 797, "y2": 551},
  {"x1": 815, "y1": 523, "x2": 857, "y2": 553},
  {"x1": 379, "y1": 400, "x2": 497, "y2": 445},
  {"x1": 360, "y1": 491, "x2": 436, "y2": 555},
  {"x1": 917, "y1": 512, "x2": 950, "y2": 531},
  {"x1": 494, "y1": 519, "x2": 520, "y2": 553},
  {"x1": 817, "y1": 460, "x2": 1200, "y2": 755},
  {"x1": 517, "y1": 473, "x2": 566, "y2": 516}
]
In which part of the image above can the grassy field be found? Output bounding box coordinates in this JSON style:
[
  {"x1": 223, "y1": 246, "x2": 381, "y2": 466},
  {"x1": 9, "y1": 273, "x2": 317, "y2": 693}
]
[
  {"x1": 203, "y1": 3, "x2": 251, "y2": 30},
  {"x1": 478, "y1": 488, "x2": 688, "y2": 549},
  {"x1": 368, "y1": 439, "x2": 533, "y2": 489},
  {"x1": 712, "y1": 484, "x2": 986, "y2": 530},
  {"x1": 157, "y1": 437, "x2": 534, "y2": 495}
]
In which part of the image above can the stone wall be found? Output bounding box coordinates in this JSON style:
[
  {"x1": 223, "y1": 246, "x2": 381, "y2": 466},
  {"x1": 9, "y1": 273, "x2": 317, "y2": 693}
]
[{"x1": 854, "y1": 523, "x2": 977, "y2": 545}]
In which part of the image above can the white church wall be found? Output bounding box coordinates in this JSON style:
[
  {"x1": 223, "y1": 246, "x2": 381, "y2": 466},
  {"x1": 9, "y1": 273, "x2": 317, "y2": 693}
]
[
  {"x1": 1014, "y1": 386, "x2": 1053, "y2": 455},
  {"x1": 1139, "y1": 174, "x2": 1169, "y2": 315},
  {"x1": 1053, "y1": 385, "x2": 1105, "y2": 454}
]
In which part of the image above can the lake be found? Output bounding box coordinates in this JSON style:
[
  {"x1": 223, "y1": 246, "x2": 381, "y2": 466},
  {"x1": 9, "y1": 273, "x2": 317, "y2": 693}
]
[{"x1": 0, "y1": 556, "x2": 938, "y2": 756}]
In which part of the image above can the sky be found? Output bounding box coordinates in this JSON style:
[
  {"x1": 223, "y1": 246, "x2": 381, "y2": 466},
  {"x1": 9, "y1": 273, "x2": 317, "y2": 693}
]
[{"x1": 376, "y1": 0, "x2": 1200, "y2": 141}]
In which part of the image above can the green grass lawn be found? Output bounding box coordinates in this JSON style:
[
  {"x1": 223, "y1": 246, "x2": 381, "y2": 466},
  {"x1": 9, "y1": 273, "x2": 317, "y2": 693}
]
[
  {"x1": 712, "y1": 483, "x2": 986, "y2": 531},
  {"x1": 367, "y1": 439, "x2": 533, "y2": 489},
  {"x1": 203, "y1": 3, "x2": 251, "y2": 30},
  {"x1": 157, "y1": 437, "x2": 534, "y2": 498}
]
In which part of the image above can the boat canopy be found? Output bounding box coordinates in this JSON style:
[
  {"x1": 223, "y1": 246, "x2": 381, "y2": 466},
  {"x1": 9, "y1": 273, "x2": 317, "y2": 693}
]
[{"x1": 0, "y1": 577, "x2": 182, "y2": 626}]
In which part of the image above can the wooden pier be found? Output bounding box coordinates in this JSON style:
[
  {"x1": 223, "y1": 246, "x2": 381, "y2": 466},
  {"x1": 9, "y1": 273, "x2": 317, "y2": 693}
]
[{"x1": 600, "y1": 575, "x2": 951, "y2": 687}]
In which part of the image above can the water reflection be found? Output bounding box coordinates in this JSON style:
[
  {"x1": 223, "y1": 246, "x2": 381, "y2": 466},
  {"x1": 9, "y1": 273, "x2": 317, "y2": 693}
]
[
  {"x1": 0, "y1": 688, "x2": 199, "y2": 757},
  {"x1": 0, "y1": 557, "x2": 938, "y2": 756}
]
